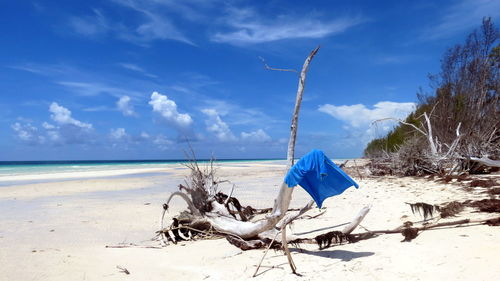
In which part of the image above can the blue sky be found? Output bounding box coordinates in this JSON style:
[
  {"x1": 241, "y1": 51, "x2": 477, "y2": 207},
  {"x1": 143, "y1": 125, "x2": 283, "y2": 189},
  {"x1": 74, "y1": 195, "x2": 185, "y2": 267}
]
[{"x1": 1, "y1": 0, "x2": 499, "y2": 160}]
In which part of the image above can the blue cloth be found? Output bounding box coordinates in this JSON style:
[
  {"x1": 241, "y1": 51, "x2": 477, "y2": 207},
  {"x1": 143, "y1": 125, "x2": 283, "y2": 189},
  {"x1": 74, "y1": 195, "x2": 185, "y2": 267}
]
[{"x1": 284, "y1": 149, "x2": 359, "y2": 208}]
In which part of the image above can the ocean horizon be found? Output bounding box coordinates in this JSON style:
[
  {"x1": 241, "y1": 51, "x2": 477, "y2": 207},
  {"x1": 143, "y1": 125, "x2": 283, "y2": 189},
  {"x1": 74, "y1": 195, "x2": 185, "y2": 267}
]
[
  {"x1": 0, "y1": 158, "x2": 285, "y2": 177},
  {"x1": 0, "y1": 157, "x2": 356, "y2": 177}
]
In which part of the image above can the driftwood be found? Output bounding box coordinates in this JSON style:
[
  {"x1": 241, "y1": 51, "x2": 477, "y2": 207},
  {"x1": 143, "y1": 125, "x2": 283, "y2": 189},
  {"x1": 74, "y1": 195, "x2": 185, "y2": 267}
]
[
  {"x1": 159, "y1": 46, "x2": 323, "y2": 241},
  {"x1": 290, "y1": 215, "x2": 500, "y2": 248},
  {"x1": 469, "y1": 157, "x2": 500, "y2": 168},
  {"x1": 156, "y1": 46, "x2": 374, "y2": 277},
  {"x1": 352, "y1": 216, "x2": 500, "y2": 242}
]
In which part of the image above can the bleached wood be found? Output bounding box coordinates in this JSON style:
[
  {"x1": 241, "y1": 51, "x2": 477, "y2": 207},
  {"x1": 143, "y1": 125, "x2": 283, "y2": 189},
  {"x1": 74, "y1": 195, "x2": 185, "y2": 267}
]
[
  {"x1": 341, "y1": 205, "x2": 371, "y2": 234},
  {"x1": 469, "y1": 156, "x2": 500, "y2": 168},
  {"x1": 270, "y1": 46, "x2": 320, "y2": 219},
  {"x1": 252, "y1": 231, "x2": 281, "y2": 277},
  {"x1": 224, "y1": 184, "x2": 235, "y2": 205},
  {"x1": 282, "y1": 224, "x2": 297, "y2": 274},
  {"x1": 165, "y1": 191, "x2": 201, "y2": 217},
  {"x1": 160, "y1": 191, "x2": 202, "y2": 245},
  {"x1": 423, "y1": 112, "x2": 438, "y2": 156},
  {"x1": 258, "y1": 56, "x2": 298, "y2": 73},
  {"x1": 277, "y1": 200, "x2": 315, "y2": 228}
]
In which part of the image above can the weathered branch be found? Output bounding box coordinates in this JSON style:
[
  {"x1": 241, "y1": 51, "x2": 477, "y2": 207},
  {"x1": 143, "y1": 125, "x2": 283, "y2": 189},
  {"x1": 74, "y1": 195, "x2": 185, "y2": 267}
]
[
  {"x1": 341, "y1": 205, "x2": 371, "y2": 234},
  {"x1": 372, "y1": 117, "x2": 427, "y2": 136},
  {"x1": 469, "y1": 157, "x2": 500, "y2": 168},
  {"x1": 353, "y1": 216, "x2": 500, "y2": 237},
  {"x1": 423, "y1": 112, "x2": 438, "y2": 156},
  {"x1": 164, "y1": 191, "x2": 201, "y2": 217},
  {"x1": 271, "y1": 46, "x2": 320, "y2": 220},
  {"x1": 281, "y1": 223, "x2": 297, "y2": 274},
  {"x1": 259, "y1": 56, "x2": 298, "y2": 73},
  {"x1": 278, "y1": 200, "x2": 315, "y2": 228}
]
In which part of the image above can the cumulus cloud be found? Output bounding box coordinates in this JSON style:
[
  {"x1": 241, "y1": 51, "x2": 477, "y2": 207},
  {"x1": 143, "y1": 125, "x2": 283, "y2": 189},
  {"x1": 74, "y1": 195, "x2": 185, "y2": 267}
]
[
  {"x1": 110, "y1": 128, "x2": 127, "y2": 140},
  {"x1": 201, "y1": 109, "x2": 236, "y2": 142},
  {"x1": 11, "y1": 103, "x2": 94, "y2": 146},
  {"x1": 49, "y1": 102, "x2": 93, "y2": 129},
  {"x1": 149, "y1": 91, "x2": 193, "y2": 129},
  {"x1": 42, "y1": 122, "x2": 55, "y2": 130},
  {"x1": 318, "y1": 101, "x2": 416, "y2": 128},
  {"x1": 318, "y1": 101, "x2": 416, "y2": 147},
  {"x1": 34, "y1": 103, "x2": 95, "y2": 145},
  {"x1": 240, "y1": 129, "x2": 271, "y2": 143},
  {"x1": 117, "y1": 96, "x2": 137, "y2": 117},
  {"x1": 11, "y1": 122, "x2": 45, "y2": 144}
]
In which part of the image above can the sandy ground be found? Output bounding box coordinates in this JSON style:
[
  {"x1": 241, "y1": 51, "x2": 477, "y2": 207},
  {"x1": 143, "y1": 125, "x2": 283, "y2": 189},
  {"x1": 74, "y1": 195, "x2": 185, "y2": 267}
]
[{"x1": 0, "y1": 161, "x2": 499, "y2": 281}]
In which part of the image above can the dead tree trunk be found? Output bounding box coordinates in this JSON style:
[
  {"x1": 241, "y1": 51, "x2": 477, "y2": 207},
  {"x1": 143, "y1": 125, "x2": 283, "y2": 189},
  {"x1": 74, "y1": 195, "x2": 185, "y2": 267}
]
[
  {"x1": 210, "y1": 47, "x2": 320, "y2": 238},
  {"x1": 271, "y1": 46, "x2": 320, "y2": 218}
]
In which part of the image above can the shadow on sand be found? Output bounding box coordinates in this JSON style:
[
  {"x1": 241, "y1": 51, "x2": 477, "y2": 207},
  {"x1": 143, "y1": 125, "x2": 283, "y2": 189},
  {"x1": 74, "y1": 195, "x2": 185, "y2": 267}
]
[{"x1": 290, "y1": 248, "x2": 374, "y2": 261}]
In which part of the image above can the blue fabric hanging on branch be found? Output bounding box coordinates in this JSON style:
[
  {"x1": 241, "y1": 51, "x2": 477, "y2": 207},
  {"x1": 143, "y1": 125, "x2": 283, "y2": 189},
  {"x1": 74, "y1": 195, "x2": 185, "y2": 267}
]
[{"x1": 284, "y1": 149, "x2": 359, "y2": 208}]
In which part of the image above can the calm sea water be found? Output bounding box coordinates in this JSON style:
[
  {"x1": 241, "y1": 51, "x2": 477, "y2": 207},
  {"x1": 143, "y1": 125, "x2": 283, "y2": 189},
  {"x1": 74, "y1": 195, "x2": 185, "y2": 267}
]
[{"x1": 0, "y1": 159, "x2": 284, "y2": 177}]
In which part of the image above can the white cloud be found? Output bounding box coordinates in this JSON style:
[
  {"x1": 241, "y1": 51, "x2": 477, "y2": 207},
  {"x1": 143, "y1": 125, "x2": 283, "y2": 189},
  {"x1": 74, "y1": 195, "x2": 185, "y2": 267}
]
[
  {"x1": 149, "y1": 91, "x2": 193, "y2": 129},
  {"x1": 201, "y1": 98, "x2": 279, "y2": 127},
  {"x1": 132, "y1": 11, "x2": 193, "y2": 45},
  {"x1": 420, "y1": 0, "x2": 500, "y2": 40},
  {"x1": 49, "y1": 102, "x2": 92, "y2": 129},
  {"x1": 241, "y1": 129, "x2": 271, "y2": 143},
  {"x1": 41, "y1": 122, "x2": 60, "y2": 141},
  {"x1": 153, "y1": 135, "x2": 174, "y2": 150},
  {"x1": 11, "y1": 122, "x2": 45, "y2": 144},
  {"x1": 318, "y1": 101, "x2": 416, "y2": 146},
  {"x1": 42, "y1": 122, "x2": 55, "y2": 130},
  {"x1": 84, "y1": 0, "x2": 195, "y2": 46},
  {"x1": 69, "y1": 9, "x2": 111, "y2": 36},
  {"x1": 318, "y1": 101, "x2": 416, "y2": 128},
  {"x1": 201, "y1": 109, "x2": 236, "y2": 142},
  {"x1": 110, "y1": 128, "x2": 127, "y2": 140},
  {"x1": 57, "y1": 81, "x2": 143, "y2": 98},
  {"x1": 117, "y1": 62, "x2": 158, "y2": 78},
  {"x1": 118, "y1": 63, "x2": 144, "y2": 72},
  {"x1": 212, "y1": 7, "x2": 365, "y2": 44},
  {"x1": 117, "y1": 96, "x2": 137, "y2": 117}
]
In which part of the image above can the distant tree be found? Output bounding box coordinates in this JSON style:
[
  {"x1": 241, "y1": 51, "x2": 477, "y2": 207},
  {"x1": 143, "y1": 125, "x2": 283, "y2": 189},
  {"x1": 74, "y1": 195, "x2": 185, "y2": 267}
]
[
  {"x1": 422, "y1": 18, "x2": 499, "y2": 155},
  {"x1": 365, "y1": 18, "x2": 499, "y2": 174}
]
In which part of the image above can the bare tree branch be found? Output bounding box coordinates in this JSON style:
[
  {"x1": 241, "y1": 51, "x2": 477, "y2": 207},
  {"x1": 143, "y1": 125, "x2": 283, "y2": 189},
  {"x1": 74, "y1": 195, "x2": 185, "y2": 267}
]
[{"x1": 258, "y1": 56, "x2": 298, "y2": 73}]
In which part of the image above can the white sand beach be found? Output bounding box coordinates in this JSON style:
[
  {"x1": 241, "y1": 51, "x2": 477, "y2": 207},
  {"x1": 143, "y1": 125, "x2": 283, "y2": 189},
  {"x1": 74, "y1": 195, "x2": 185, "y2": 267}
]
[{"x1": 0, "y1": 161, "x2": 499, "y2": 281}]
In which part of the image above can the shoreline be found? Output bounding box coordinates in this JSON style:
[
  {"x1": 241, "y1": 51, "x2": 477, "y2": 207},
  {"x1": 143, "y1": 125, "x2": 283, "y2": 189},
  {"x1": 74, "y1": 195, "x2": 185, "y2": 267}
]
[
  {"x1": 0, "y1": 160, "x2": 498, "y2": 281},
  {"x1": 0, "y1": 167, "x2": 173, "y2": 185}
]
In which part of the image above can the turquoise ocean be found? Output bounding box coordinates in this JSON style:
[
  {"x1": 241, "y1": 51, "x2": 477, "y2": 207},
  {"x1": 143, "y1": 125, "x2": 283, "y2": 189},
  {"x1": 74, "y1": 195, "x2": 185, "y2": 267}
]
[{"x1": 0, "y1": 159, "x2": 284, "y2": 177}]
